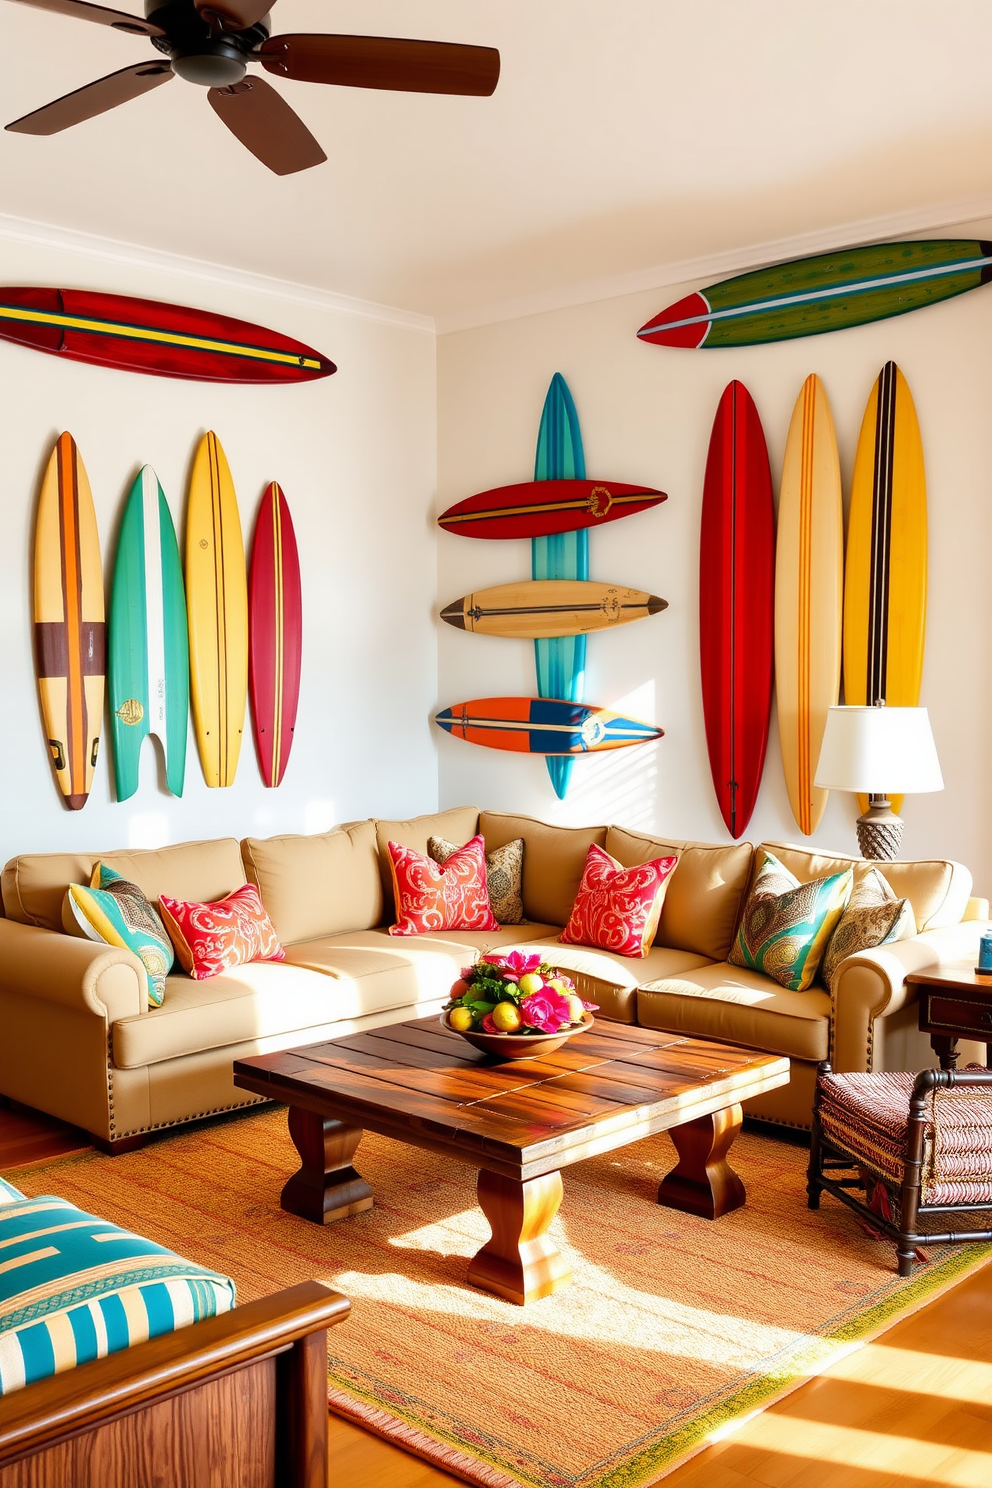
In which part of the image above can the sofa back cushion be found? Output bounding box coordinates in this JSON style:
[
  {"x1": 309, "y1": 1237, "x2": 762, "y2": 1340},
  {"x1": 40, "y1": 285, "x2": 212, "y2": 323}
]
[
  {"x1": 605, "y1": 826, "x2": 753, "y2": 961},
  {"x1": 1, "y1": 838, "x2": 246, "y2": 933},
  {"x1": 480, "y1": 811, "x2": 608, "y2": 926},
  {"x1": 758, "y1": 842, "x2": 972, "y2": 932},
  {"x1": 374, "y1": 807, "x2": 480, "y2": 921},
  {"x1": 241, "y1": 820, "x2": 382, "y2": 944}
]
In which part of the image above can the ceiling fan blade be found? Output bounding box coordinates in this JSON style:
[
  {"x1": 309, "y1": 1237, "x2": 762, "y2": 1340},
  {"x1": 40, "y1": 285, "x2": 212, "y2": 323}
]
[
  {"x1": 208, "y1": 77, "x2": 325, "y2": 175},
  {"x1": 196, "y1": 0, "x2": 272, "y2": 32},
  {"x1": 259, "y1": 34, "x2": 500, "y2": 96},
  {"x1": 6, "y1": 0, "x2": 162, "y2": 36},
  {"x1": 6, "y1": 61, "x2": 173, "y2": 135}
]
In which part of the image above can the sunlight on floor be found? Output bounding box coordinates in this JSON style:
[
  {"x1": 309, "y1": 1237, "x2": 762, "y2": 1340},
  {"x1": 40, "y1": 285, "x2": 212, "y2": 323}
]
[
  {"x1": 725, "y1": 1413, "x2": 992, "y2": 1485},
  {"x1": 825, "y1": 1343, "x2": 992, "y2": 1404}
]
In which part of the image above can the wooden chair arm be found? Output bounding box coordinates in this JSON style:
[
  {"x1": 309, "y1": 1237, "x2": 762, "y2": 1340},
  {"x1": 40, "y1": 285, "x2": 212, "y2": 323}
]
[{"x1": 0, "y1": 1279, "x2": 349, "y2": 1467}]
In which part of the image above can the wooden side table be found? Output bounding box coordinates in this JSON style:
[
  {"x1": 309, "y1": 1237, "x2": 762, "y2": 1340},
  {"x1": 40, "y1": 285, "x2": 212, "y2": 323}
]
[{"x1": 906, "y1": 961, "x2": 992, "y2": 1071}]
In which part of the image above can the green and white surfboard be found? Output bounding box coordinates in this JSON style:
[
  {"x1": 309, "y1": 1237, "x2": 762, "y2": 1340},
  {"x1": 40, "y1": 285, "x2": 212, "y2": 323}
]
[{"x1": 109, "y1": 466, "x2": 189, "y2": 800}]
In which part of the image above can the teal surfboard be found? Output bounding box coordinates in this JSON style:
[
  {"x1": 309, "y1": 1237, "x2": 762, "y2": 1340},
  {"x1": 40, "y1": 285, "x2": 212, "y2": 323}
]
[
  {"x1": 638, "y1": 239, "x2": 992, "y2": 348},
  {"x1": 109, "y1": 466, "x2": 189, "y2": 800},
  {"x1": 533, "y1": 374, "x2": 586, "y2": 798}
]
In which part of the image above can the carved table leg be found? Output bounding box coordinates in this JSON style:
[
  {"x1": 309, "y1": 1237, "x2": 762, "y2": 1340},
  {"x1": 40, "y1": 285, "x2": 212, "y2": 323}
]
[
  {"x1": 468, "y1": 1169, "x2": 571, "y2": 1305},
  {"x1": 280, "y1": 1106, "x2": 373, "y2": 1224},
  {"x1": 930, "y1": 1035, "x2": 959, "y2": 1072},
  {"x1": 657, "y1": 1103, "x2": 746, "y2": 1219}
]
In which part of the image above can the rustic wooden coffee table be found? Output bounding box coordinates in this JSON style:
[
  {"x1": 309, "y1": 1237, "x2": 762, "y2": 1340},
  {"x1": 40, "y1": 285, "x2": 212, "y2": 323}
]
[{"x1": 233, "y1": 1017, "x2": 789, "y2": 1305}]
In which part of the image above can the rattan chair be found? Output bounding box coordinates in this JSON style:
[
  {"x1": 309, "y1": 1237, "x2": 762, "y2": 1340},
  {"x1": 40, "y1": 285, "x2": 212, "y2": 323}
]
[{"x1": 807, "y1": 1062, "x2": 992, "y2": 1276}]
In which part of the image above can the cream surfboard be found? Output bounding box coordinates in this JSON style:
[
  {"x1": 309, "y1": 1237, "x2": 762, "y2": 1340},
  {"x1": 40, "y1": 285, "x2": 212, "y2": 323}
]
[
  {"x1": 185, "y1": 432, "x2": 248, "y2": 788},
  {"x1": 33, "y1": 432, "x2": 104, "y2": 809},
  {"x1": 775, "y1": 375, "x2": 844, "y2": 835},
  {"x1": 844, "y1": 361, "x2": 927, "y2": 815},
  {"x1": 440, "y1": 579, "x2": 666, "y2": 640}
]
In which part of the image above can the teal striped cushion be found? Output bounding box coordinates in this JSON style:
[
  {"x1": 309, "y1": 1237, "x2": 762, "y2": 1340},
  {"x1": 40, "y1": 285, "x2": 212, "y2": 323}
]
[
  {"x1": 0, "y1": 1196, "x2": 235, "y2": 1394},
  {"x1": 0, "y1": 1177, "x2": 25, "y2": 1206}
]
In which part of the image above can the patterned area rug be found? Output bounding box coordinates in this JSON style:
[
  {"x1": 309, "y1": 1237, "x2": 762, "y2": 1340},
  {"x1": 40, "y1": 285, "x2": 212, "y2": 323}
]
[{"x1": 8, "y1": 1108, "x2": 990, "y2": 1488}]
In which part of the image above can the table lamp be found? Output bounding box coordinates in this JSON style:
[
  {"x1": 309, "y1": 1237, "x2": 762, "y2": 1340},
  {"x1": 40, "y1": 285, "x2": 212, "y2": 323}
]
[{"x1": 813, "y1": 704, "x2": 943, "y2": 859}]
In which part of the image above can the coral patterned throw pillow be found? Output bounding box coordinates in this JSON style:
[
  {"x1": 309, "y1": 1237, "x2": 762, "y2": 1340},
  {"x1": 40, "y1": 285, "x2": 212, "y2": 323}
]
[
  {"x1": 159, "y1": 883, "x2": 285, "y2": 980},
  {"x1": 560, "y1": 844, "x2": 678, "y2": 958},
  {"x1": 388, "y1": 835, "x2": 499, "y2": 936}
]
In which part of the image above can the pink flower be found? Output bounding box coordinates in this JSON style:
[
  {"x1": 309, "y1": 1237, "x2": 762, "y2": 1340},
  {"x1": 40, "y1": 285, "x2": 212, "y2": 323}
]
[
  {"x1": 480, "y1": 1013, "x2": 499, "y2": 1034},
  {"x1": 483, "y1": 949, "x2": 543, "y2": 978},
  {"x1": 582, "y1": 998, "x2": 599, "y2": 1012},
  {"x1": 520, "y1": 987, "x2": 573, "y2": 1034}
]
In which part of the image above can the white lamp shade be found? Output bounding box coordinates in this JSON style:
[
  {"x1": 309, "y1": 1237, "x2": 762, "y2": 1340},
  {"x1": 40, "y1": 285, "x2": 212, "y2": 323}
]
[{"x1": 814, "y1": 706, "x2": 944, "y2": 795}]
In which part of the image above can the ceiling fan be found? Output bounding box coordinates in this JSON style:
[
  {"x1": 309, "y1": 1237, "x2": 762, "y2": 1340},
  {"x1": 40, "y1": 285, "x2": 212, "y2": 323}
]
[{"x1": 3, "y1": 0, "x2": 500, "y2": 174}]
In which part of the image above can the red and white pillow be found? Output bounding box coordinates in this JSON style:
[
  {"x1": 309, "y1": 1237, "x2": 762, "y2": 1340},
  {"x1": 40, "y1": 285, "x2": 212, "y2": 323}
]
[
  {"x1": 388, "y1": 835, "x2": 499, "y2": 937},
  {"x1": 159, "y1": 883, "x2": 285, "y2": 981},
  {"x1": 560, "y1": 844, "x2": 678, "y2": 958}
]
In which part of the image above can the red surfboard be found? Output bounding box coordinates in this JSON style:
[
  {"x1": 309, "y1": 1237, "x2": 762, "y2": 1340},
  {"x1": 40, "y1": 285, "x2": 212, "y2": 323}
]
[
  {"x1": 0, "y1": 287, "x2": 335, "y2": 385},
  {"x1": 699, "y1": 382, "x2": 775, "y2": 838},
  {"x1": 438, "y1": 479, "x2": 666, "y2": 540},
  {"x1": 249, "y1": 484, "x2": 302, "y2": 787}
]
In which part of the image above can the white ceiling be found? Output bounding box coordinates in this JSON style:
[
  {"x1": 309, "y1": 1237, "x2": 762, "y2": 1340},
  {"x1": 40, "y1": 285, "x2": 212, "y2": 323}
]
[{"x1": 2, "y1": 0, "x2": 992, "y2": 323}]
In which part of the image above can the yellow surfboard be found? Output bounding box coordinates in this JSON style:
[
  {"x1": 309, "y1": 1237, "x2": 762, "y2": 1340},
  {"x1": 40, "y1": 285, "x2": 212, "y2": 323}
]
[
  {"x1": 186, "y1": 432, "x2": 247, "y2": 788},
  {"x1": 775, "y1": 375, "x2": 844, "y2": 835},
  {"x1": 844, "y1": 362, "x2": 927, "y2": 815},
  {"x1": 34, "y1": 433, "x2": 104, "y2": 809}
]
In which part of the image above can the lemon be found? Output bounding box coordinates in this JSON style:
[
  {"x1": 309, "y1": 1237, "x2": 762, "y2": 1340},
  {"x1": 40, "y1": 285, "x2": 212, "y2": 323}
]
[
  {"x1": 492, "y1": 1002, "x2": 523, "y2": 1033},
  {"x1": 448, "y1": 1007, "x2": 475, "y2": 1032},
  {"x1": 566, "y1": 994, "x2": 586, "y2": 1024},
  {"x1": 517, "y1": 972, "x2": 545, "y2": 995}
]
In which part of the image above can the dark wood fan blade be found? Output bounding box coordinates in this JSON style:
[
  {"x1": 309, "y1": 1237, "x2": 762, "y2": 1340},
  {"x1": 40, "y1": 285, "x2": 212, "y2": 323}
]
[
  {"x1": 208, "y1": 77, "x2": 326, "y2": 175},
  {"x1": 7, "y1": 0, "x2": 163, "y2": 36},
  {"x1": 6, "y1": 61, "x2": 173, "y2": 134},
  {"x1": 196, "y1": 0, "x2": 272, "y2": 31},
  {"x1": 259, "y1": 34, "x2": 500, "y2": 96}
]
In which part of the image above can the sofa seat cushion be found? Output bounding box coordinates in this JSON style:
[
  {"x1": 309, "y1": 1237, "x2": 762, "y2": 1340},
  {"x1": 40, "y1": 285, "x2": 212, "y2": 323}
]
[
  {"x1": 0, "y1": 1195, "x2": 234, "y2": 1395},
  {"x1": 514, "y1": 940, "x2": 713, "y2": 1024},
  {"x1": 636, "y1": 963, "x2": 831, "y2": 1062},
  {"x1": 112, "y1": 924, "x2": 559, "y2": 1069}
]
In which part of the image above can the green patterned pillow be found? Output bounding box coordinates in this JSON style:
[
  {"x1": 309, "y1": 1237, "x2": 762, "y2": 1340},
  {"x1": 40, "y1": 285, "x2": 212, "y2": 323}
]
[
  {"x1": 62, "y1": 862, "x2": 174, "y2": 1007},
  {"x1": 729, "y1": 851, "x2": 852, "y2": 991}
]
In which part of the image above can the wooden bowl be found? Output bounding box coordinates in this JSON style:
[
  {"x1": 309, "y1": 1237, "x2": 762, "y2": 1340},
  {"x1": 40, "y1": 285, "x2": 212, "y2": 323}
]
[{"x1": 440, "y1": 1011, "x2": 595, "y2": 1061}]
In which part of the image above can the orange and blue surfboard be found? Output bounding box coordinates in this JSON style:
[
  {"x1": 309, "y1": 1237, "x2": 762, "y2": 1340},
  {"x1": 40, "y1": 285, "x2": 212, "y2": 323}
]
[{"x1": 435, "y1": 697, "x2": 664, "y2": 755}]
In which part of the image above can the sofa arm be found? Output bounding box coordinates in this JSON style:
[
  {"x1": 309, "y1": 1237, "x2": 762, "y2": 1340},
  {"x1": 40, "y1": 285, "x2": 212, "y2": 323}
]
[
  {"x1": 964, "y1": 896, "x2": 990, "y2": 921},
  {"x1": 830, "y1": 921, "x2": 987, "y2": 1072},
  {"x1": 0, "y1": 919, "x2": 146, "y2": 1023}
]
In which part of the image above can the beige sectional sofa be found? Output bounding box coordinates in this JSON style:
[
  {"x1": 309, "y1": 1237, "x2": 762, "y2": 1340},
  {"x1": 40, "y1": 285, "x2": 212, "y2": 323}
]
[{"x1": 0, "y1": 806, "x2": 986, "y2": 1149}]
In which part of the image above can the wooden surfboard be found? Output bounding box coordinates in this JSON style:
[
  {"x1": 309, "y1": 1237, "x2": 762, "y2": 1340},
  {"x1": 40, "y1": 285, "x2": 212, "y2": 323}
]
[
  {"x1": 186, "y1": 432, "x2": 248, "y2": 789},
  {"x1": 441, "y1": 579, "x2": 667, "y2": 639},
  {"x1": 33, "y1": 433, "x2": 105, "y2": 810},
  {"x1": 437, "y1": 478, "x2": 666, "y2": 540},
  {"x1": 109, "y1": 466, "x2": 189, "y2": 801},
  {"x1": 435, "y1": 697, "x2": 664, "y2": 755},
  {"x1": 844, "y1": 361, "x2": 927, "y2": 814},
  {"x1": 0, "y1": 287, "x2": 335, "y2": 384},
  {"x1": 700, "y1": 381, "x2": 775, "y2": 839},
  {"x1": 775, "y1": 375, "x2": 844, "y2": 835},
  {"x1": 638, "y1": 240, "x2": 992, "y2": 349},
  {"x1": 533, "y1": 373, "x2": 587, "y2": 800},
  {"x1": 249, "y1": 483, "x2": 302, "y2": 788}
]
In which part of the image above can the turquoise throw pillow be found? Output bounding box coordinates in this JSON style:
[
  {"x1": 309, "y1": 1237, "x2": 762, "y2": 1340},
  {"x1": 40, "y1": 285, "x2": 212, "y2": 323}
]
[
  {"x1": 0, "y1": 1176, "x2": 24, "y2": 1206},
  {"x1": 0, "y1": 1195, "x2": 235, "y2": 1395},
  {"x1": 62, "y1": 862, "x2": 174, "y2": 1007},
  {"x1": 729, "y1": 850, "x2": 852, "y2": 991}
]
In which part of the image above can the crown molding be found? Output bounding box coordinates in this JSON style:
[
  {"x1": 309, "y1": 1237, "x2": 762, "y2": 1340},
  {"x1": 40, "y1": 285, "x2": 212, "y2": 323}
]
[
  {"x1": 434, "y1": 191, "x2": 992, "y2": 336},
  {"x1": 0, "y1": 212, "x2": 435, "y2": 334}
]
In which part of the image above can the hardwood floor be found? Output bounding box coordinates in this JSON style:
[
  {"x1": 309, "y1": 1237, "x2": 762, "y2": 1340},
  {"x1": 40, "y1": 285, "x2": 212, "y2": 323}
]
[{"x1": 2, "y1": 1103, "x2": 990, "y2": 1487}]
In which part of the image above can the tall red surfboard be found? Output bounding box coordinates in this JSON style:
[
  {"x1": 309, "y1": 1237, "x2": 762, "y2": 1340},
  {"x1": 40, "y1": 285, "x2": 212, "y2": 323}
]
[
  {"x1": 0, "y1": 288, "x2": 335, "y2": 385},
  {"x1": 248, "y1": 484, "x2": 302, "y2": 788},
  {"x1": 438, "y1": 479, "x2": 666, "y2": 540},
  {"x1": 699, "y1": 382, "x2": 775, "y2": 838}
]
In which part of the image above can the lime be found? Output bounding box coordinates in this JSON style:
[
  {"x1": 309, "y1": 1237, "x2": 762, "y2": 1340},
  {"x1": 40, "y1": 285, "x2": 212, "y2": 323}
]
[{"x1": 492, "y1": 1002, "x2": 523, "y2": 1033}]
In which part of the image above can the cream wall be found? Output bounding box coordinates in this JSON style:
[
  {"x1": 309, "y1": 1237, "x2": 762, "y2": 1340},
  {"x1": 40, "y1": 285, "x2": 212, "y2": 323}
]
[
  {"x1": 0, "y1": 229, "x2": 438, "y2": 864},
  {"x1": 436, "y1": 223, "x2": 992, "y2": 897}
]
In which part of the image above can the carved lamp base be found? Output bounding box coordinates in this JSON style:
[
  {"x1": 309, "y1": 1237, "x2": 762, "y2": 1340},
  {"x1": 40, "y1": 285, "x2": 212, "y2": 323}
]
[{"x1": 855, "y1": 797, "x2": 905, "y2": 860}]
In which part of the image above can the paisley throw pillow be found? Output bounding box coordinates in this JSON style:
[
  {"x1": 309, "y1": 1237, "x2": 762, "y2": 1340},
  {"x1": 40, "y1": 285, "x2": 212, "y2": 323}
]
[
  {"x1": 159, "y1": 883, "x2": 285, "y2": 981},
  {"x1": 388, "y1": 835, "x2": 499, "y2": 936},
  {"x1": 559, "y1": 843, "x2": 678, "y2": 958},
  {"x1": 820, "y1": 867, "x2": 915, "y2": 991},
  {"x1": 63, "y1": 863, "x2": 174, "y2": 1007},
  {"x1": 729, "y1": 851, "x2": 852, "y2": 991},
  {"x1": 428, "y1": 834, "x2": 524, "y2": 925}
]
